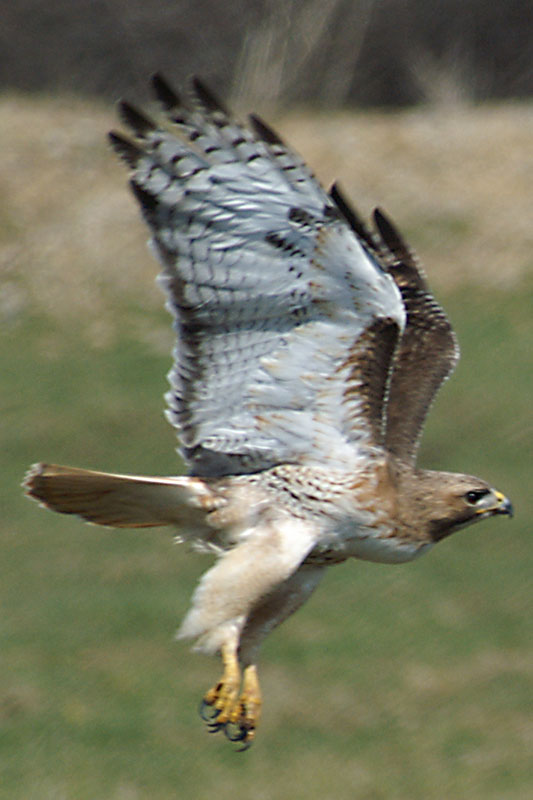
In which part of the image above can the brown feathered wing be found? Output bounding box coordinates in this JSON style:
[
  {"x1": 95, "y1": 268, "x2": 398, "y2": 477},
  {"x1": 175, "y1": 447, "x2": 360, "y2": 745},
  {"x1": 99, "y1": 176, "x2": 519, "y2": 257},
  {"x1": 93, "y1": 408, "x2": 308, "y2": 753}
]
[{"x1": 330, "y1": 185, "x2": 459, "y2": 465}]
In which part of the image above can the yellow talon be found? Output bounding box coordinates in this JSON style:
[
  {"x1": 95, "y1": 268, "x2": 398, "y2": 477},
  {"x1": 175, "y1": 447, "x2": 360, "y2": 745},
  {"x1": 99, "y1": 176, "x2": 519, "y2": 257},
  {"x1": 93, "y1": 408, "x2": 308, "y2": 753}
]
[
  {"x1": 239, "y1": 664, "x2": 262, "y2": 732},
  {"x1": 201, "y1": 642, "x2": 240, "y2": 724},
  {"x1": 199, "y1": 646, "x2": 262, "y2": 748}
]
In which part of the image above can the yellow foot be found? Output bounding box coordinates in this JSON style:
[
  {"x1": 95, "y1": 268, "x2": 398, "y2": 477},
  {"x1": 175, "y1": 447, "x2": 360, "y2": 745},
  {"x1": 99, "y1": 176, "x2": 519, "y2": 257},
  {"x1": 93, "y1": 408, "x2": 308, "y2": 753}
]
[
  {"x1": 226, "y1": 665, "x2": 262, "y2": 749},
  {"x1": 199, "y1": 647, "x2": 262, "y2": 750},
  {"x1": 199, "y1": 642, "x2": 240, "y2": 729}
]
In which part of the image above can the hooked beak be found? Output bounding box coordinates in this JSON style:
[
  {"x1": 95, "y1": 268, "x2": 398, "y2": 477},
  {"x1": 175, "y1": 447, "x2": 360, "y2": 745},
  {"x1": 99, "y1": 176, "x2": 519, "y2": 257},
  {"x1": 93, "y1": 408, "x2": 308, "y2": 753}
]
[
  {"x1": 495, "y1": 493, "x2": 513, "y2": 518},
  {"x1": 476, "y1": 489, "x2": 514, "y2": 518}
]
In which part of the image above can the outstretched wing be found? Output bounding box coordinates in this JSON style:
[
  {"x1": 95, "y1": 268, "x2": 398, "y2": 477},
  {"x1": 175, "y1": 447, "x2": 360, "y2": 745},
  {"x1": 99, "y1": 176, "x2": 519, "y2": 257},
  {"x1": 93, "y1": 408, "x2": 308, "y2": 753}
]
[
  {"x1": 110, "y1": 76, "x2": 404, "y2": 477},
  {"x1": 331, "y1": 184, "x2": 459, "y2": 465}
]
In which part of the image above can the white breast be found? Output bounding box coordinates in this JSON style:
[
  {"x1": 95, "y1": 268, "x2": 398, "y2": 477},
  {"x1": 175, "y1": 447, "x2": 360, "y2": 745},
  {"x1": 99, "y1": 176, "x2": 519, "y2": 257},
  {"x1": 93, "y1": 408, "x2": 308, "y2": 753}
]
[{"x1": 346, "y1": 533, "x2": 433, "y2": 564}]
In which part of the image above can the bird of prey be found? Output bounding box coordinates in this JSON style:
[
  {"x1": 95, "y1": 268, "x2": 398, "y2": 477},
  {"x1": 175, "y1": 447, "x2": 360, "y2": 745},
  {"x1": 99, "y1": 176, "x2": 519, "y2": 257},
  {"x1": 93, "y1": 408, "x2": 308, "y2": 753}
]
[{"x1": 24, "y1": 75, "x2": 513, "y2": 748}]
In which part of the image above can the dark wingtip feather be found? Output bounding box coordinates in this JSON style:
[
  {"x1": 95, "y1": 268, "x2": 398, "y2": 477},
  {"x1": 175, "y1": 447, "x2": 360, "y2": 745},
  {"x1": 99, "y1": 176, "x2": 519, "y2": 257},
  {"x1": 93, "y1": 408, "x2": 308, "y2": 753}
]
[
  {"x1": 130, "y1": 179, "x2": 159, "y2": 215},
  {"x1": 151, "y1": 72, "x2": 181, "y2": 110},
  {"x1": 108, "y1": 131, "x2": 142, "y2": 167},
  {"x1": 249, "y1": 113, "x2": 285, "y2": 145},
  {"x1": 118, "y1": 100, "x2": 156, "y2": 137},
  {"x1": 373, "y1": 207, "x2": 406, "y2": 252},
  {"x1": 190, "y1": 76, "x2": 228, "y2": 115},
  {"x1": 373, "y1": 207, "x2": 428, "y2": 289},
  {"x1": 330, "y1": 182, "x2": 377, "y2": 251}
]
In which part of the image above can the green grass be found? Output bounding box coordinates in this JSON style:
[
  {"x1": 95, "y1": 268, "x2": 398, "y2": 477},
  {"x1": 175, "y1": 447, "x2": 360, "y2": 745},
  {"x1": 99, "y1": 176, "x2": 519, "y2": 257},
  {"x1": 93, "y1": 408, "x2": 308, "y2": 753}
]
[{"x1": 1, "y1": 284, "x2": 532, "y2": 800}]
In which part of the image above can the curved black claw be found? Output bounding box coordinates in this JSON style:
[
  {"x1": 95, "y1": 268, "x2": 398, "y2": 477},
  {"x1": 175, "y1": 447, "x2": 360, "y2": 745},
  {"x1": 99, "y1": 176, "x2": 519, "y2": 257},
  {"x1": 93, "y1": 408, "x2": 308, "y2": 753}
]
[
  {"x1": 225, "y1": 722, "x2": 248, "y2": 743},
  {"x1": 235, "y1": 740, "x2": 253, "y2": 752},
  {"x1": 198, "y1": 694, "x2": 256, "y2": 749},
  {"x1": 224, "y1": 721, "x2": 254, "y2": 750},
  {"x1": 207, "y1": 722, "x2": 225, "y2": 734},
  {"x1": 199, "y1": 699, "x2": 221, "y2": 724}
]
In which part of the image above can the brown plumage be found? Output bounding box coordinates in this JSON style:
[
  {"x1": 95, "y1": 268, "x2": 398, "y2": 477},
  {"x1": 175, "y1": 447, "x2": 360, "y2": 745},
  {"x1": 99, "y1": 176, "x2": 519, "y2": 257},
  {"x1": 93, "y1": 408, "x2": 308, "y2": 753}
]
[{"x1": 24, "y1": 75, "x2": 512, "y2": 748}]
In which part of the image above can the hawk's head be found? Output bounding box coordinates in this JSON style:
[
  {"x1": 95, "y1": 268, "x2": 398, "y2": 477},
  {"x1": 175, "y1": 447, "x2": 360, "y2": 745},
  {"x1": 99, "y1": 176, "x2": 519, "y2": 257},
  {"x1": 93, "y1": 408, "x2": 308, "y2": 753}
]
[{"x1": 402, "y1": 469, "x2": 513, "y2": 542}]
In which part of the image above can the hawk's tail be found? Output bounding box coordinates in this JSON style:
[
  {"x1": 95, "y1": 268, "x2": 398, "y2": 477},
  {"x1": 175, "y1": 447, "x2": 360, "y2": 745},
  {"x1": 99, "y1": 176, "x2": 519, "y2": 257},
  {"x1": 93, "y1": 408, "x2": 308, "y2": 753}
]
[{"x1": 23, "y1": 463, "x2": 216, "y2": 530}]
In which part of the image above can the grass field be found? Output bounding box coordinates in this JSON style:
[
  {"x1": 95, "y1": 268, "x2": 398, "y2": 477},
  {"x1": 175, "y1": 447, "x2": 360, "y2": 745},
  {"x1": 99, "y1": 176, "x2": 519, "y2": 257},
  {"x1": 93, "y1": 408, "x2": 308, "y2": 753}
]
[{"x1": 1, "y1": 94, "x2": 532, "y2": 799}]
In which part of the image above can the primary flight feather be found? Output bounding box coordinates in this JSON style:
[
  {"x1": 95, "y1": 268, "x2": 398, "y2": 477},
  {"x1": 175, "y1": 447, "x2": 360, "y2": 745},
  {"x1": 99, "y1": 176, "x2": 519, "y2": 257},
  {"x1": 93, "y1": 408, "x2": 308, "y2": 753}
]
[{"x1": 24, "y1": 75, "x2": 512, "y2": 748}]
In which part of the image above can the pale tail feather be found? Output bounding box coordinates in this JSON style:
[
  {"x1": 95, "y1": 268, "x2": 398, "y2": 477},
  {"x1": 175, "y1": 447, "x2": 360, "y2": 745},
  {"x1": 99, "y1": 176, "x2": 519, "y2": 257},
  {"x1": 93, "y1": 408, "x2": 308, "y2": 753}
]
[{"x1": 23, "y1": 463, "x2": 215, "y2": 530}]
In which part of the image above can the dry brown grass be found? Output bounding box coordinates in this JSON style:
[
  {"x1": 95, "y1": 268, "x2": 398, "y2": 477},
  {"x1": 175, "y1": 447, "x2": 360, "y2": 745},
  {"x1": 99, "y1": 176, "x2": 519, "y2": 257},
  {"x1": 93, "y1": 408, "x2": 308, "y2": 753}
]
[
  {"x1": 2, "y1": 92, "x2": 532, "y2": 344},
  {"x1": 1, "y1": 94, "x2": 155, "y2": 346},
  {"x1": 281, "y1": 103, "x2": 533, "y2": 289}
]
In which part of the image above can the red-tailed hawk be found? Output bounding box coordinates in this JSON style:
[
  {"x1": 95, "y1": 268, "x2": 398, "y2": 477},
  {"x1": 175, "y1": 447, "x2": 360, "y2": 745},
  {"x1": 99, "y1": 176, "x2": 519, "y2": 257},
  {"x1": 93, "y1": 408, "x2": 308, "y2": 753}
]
[{"x1": 24, "y1": 75, "x2": 512, "y2": 749}]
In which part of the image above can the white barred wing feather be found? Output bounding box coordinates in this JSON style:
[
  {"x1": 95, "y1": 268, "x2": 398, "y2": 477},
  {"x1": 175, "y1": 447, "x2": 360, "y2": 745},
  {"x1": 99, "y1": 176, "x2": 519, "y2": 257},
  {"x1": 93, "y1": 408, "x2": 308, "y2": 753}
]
[{"x1": 110, "y1": 77, "x2": 405, "y2": 476}]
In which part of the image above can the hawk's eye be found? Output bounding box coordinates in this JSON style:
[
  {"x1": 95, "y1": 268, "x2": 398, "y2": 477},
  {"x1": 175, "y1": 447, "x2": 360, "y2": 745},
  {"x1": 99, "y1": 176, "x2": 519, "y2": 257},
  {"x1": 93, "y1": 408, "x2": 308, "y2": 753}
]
[{"x1": 465, "y1": 489, "x2": 490, "y2": 505}]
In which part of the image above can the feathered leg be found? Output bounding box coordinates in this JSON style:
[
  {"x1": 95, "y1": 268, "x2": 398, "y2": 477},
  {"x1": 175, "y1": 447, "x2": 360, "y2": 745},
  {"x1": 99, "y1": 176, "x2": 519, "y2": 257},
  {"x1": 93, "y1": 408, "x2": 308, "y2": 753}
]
[
  {"x1": 178, "y1": 518, "x2": 320, "y2": 747},
  {"x1": 194, "y1": 561, "x2": 324, "y2": 747}
]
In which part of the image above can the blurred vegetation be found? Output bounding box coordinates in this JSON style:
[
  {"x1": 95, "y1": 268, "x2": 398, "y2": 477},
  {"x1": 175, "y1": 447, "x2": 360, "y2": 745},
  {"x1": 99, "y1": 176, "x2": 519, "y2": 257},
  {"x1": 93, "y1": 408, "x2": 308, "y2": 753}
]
[
  {"x1": 1, "y1": 0, "x2": 532, "y2": 109},
  {"x1": 1, "y1": 92, "x2": 532, "y2": 798}
]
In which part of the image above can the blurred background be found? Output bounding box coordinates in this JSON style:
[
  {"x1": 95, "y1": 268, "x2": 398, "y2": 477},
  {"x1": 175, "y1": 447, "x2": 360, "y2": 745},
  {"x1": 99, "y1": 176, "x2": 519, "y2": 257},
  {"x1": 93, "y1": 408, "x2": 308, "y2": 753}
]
[
  {"x1": 2, "y1": 0, "x2": 533, "y2": 107},
  {"x1": 1, "y1": 2, "x2": 532, "y2": 799}
]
